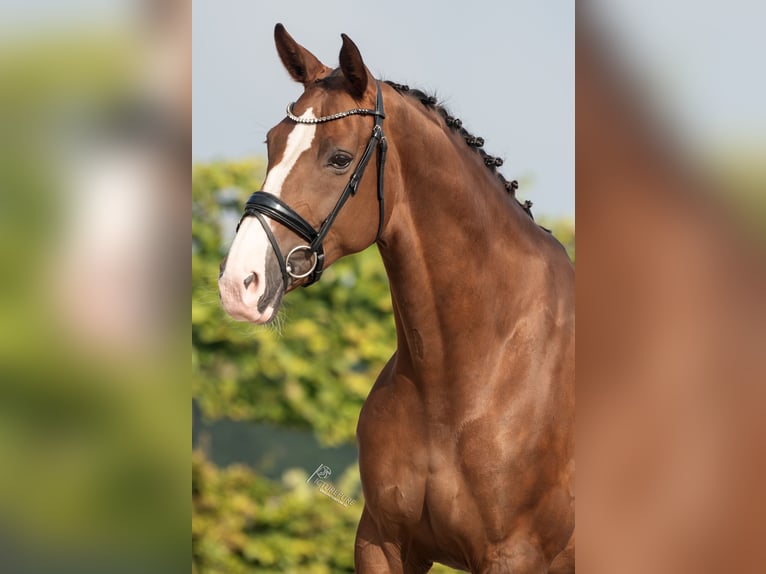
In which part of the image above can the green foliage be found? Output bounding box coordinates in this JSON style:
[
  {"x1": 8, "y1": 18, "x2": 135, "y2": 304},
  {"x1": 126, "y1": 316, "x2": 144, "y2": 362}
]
[{"x1": 192, "y1": 450, "x2": 362, "y2": 574}]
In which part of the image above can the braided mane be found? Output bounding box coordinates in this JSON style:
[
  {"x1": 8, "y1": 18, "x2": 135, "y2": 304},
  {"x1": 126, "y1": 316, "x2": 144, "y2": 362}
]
[{"x1": 384, "y1": 81, "x2": 537, "y2": 221}]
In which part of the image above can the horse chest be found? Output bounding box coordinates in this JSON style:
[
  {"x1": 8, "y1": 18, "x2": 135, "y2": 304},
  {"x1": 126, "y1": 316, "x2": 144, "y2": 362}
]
[{"x1": 358, "y1": 379, "x2": 504, "y2": 534}]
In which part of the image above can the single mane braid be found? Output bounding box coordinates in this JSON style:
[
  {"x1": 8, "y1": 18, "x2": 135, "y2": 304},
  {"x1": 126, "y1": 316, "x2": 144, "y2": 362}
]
[{"x1": 384, "y1": 80, "x2": 536, "y2": 222}]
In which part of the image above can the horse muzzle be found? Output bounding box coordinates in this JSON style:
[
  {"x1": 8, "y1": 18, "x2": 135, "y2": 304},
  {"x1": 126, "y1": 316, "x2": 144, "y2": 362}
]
[{"x1": 218, "y1": 218, "x2": 286, "y2": 324}]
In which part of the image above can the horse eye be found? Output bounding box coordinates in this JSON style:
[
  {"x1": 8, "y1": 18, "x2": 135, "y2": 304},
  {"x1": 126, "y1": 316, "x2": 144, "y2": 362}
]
[{"x1": 329, "y1": 153, "x2": 352, "y2": 169}]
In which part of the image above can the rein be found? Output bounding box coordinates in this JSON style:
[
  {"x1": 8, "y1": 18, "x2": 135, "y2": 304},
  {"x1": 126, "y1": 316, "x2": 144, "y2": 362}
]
[{"x1": 237, "y1": 81, "x2": 387, "y2": 289}]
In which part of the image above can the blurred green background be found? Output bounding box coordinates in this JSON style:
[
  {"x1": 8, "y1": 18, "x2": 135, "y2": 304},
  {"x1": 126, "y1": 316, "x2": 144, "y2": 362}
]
[
  {"x1": 191, "y1": 159, "x2": 575, "y2": 573},
  {"x1": 0, "y1": 17, "x2": 190, "y2": 573}
]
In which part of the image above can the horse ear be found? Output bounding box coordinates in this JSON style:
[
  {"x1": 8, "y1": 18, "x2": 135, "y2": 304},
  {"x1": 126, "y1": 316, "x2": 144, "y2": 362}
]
[
  {"x1": 274, "y1": 23, "x2": 330, "y2": 85},
  {"x1": 339, "y1": 33, "x2": 370, "y2": 99}
]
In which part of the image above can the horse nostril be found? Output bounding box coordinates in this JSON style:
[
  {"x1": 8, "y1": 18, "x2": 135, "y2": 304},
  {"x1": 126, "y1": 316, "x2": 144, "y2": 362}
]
[{"x1": 243, "y1": 272, "x2": 257, "y2": 290}]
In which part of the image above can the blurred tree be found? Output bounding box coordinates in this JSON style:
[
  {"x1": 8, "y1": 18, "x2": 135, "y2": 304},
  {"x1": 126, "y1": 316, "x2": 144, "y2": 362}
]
[
  {"x1": 0, "y1": 35, "x2": 188, "y2": 573},
  {"x1": 192, "y1": 450, "x2": 361, "y2": 574}
]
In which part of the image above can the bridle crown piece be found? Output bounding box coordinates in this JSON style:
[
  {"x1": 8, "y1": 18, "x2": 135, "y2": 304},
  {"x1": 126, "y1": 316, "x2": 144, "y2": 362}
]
[{"x1": 237, "y1": 81, "x2": 388, "y2": 289}]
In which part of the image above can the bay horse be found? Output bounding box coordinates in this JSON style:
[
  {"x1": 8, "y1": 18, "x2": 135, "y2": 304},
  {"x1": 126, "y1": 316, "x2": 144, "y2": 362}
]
[{"x1": 218, "y1": 24, "x2": 575, "y2": 574}]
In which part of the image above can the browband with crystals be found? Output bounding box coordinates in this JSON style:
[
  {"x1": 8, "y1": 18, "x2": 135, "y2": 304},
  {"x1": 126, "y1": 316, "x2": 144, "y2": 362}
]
[{"x1": 286, "y1": 102, "x2": 385, "y2": 124}]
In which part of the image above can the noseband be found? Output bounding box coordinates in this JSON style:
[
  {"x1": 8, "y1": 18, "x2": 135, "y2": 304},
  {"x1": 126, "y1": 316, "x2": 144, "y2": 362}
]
[{"x1": 237, "y1": 81, "x2": 388, "y2": 288}]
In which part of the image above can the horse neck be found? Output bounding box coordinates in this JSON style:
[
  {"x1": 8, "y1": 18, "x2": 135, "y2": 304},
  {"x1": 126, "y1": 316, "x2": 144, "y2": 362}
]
[{"x1": 377, "y1": 96, "x2": 572, "y2": 385}]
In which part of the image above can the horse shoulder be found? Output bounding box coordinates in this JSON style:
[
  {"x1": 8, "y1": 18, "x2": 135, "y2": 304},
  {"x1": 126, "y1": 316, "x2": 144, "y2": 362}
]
[{"x1": 357, "y1": 355, "x2": 429, "y2": 530}]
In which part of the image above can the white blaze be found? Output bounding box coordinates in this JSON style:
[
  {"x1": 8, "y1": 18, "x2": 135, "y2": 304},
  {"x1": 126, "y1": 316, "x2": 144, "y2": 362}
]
[
  {"x1": 219, "y1": 108, "x2": 316, "y2": 321},
  {"x1": 262, "y1": 111, "x2": 317, "y2": 197}
]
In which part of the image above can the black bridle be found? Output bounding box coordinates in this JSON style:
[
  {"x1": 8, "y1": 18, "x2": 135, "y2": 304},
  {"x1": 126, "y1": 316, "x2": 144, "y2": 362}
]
[{"x1": 237, "y1": 81, "x2": 387, "y2": 289}]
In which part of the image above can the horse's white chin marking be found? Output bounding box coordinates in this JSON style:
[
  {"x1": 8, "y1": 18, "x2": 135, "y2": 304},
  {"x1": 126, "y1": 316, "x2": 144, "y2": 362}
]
[{"x1": 219, "y1": 108, "x2": 316, "y2": 321}]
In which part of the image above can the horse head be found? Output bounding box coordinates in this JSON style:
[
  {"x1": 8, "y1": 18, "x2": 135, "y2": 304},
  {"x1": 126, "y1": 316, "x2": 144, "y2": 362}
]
[{"x1": 219, "y1": 24, "x2": 389, "y2": 323}]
